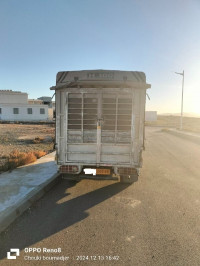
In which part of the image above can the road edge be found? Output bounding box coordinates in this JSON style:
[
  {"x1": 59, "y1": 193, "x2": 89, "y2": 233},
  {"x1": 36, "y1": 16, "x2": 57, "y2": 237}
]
[
  {"x1": 0, "y1": 172, "x2": 61, "y2": 234},
  {"x1": 162, "y1": 129, "x2": 200, "y2": 145}
]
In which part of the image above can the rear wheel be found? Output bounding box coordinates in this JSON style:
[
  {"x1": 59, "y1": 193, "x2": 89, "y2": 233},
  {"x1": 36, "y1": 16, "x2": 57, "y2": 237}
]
[{"x1": 120, "y1": 174, "x2": 138, "y2": 184}]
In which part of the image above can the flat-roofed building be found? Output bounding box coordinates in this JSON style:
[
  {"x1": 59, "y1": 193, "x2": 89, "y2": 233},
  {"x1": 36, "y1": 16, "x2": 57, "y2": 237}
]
[
  {"x1": 28, "y1": 99, "x2": 43, "y2": 105},
  {"x1": 37, "y1": 96, "x2": 55, "y2": 120},
  {"x1": 0, "y1": 90, "x2": 28, "y2": 104},
  {"x1": 145, "y1": 111, "x2": 157, "y2": 121},
  {"x1": 0, "y1": 90, "x2": 49, "y2": 122}
]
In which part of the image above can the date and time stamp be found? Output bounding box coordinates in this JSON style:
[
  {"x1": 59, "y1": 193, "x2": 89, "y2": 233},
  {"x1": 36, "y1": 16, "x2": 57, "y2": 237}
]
[{"x1": 74, "y1": 255, "x2": 120, "y2": 261}]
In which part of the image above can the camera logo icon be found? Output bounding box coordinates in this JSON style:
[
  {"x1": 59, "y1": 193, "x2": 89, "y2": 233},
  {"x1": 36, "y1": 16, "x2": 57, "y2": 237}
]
[{"x1": 7, "y1": 249, "x2": 20, "y2": 259}]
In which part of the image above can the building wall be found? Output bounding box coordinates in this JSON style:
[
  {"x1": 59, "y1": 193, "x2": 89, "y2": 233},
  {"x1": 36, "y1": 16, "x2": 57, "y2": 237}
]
[
  {"x1": 0, "y1": 91, "x2": 28, "y2": 104},
  {"x1": 48, "y1": 108, "x2": 54, "y2": 120},
  {"x1": 145, "y1": 111, "x2": 157, "y2": 121},
  {"x1": 28, "y1": 99, "x2": 43, "y2": 105},
  {"x1": 0, "y1": 104, "x2": 49, "y2": 121}
]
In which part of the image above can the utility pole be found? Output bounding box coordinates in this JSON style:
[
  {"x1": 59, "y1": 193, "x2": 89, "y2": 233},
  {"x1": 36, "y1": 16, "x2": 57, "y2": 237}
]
[{"x1": 175, "y1": 70, "x2": 184, "y2": 130}]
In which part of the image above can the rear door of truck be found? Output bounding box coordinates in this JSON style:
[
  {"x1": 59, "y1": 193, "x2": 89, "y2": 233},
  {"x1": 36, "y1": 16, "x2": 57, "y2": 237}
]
[{"x1": 66, "y1": 90, "x2": 134, "y2": 166}]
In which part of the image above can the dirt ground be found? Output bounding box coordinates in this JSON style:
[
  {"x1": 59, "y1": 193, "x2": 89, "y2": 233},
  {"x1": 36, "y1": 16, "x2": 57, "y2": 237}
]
[
  {"x1": 0, "y1": 123, "x2": 55, "y2": 170},
  {"x1": 145, "y1": 115, "x2": 200, "y2": 134}
]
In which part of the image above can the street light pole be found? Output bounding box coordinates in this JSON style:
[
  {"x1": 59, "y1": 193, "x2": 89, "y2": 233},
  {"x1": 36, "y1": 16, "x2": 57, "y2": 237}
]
[{"x1": 175, "y1": 70, "x2": 184, "y2": 130}]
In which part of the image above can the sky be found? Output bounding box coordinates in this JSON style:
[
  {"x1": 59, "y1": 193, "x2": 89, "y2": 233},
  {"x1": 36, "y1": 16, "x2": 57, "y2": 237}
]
[{"x1": 0, "y1": 0, "x2": 200, "y2": 115}]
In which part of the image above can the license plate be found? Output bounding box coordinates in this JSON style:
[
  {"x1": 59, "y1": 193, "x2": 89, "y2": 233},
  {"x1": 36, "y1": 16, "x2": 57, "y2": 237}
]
[{"x1": 96, "y1": 169, "x2": 111, "y2": 175}]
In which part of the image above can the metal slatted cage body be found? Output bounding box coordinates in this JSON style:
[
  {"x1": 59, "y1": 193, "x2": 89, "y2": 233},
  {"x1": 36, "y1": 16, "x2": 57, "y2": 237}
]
[
  {"x1": 65, "y1": 91, "x2": 134, "y2": 165},
  {"x1": 53, "y1": 70, "x2": 150, "y2": 168}
]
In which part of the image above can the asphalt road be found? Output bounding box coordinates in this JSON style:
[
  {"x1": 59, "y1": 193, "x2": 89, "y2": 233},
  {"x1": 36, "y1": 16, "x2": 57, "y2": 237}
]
[{"x1": 0, "y1": 127, "x2": 200, "y2": 266}]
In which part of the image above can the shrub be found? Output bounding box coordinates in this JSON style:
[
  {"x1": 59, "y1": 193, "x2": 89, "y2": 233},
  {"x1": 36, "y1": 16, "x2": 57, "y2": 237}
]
[
  {"x1": 22, "y1": 152, "x2": 37, "y2": 165},
  {"x1": 32, "y1": 137, "x2": 44, "y2": 144},
  {"x1": 0, "y1": 150, "x2": 47, "y2": 172},
  {"x1": 8, "y1": 150, "x2": 37, "y2": 167},
  {"x1": 34, "y1": 150, "x2": 47, "y2": 158}
]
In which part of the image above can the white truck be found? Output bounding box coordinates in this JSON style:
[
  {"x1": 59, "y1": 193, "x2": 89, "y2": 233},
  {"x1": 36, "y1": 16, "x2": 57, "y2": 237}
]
[{"x1": 50, "y1": 70, "x2": 151, "y2": 183}]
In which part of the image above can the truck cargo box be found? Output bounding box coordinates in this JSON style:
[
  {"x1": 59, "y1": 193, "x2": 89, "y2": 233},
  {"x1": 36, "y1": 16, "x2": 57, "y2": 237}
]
[{"x1": 50, "y1": 70, "x2": 151, "y2": 183}]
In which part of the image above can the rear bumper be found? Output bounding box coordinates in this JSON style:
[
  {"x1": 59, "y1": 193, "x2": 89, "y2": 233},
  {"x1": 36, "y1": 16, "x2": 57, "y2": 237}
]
[{"x1": 59, "y1": 164, "x2": 139, "y2": 177}]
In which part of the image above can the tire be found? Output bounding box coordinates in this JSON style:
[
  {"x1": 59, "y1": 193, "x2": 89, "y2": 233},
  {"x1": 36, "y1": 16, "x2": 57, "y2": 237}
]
[{"x1": 120, "y1": 174, "x2": 138, "y2": 184}]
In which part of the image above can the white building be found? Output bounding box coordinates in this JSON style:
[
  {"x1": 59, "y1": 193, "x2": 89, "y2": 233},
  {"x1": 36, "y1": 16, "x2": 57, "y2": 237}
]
[
  {"x1": 28, "y1": 99, "x2": 43, "y2": 105},
  {"x1": 0, "y1": 90, "x2": 49, "y2": 122},
  {"x1": 37, "y1": 96, "x2": 55, "y2": 120},
  {"x1": 145, "y1": 111, "x2": 157, "y2": 121}
]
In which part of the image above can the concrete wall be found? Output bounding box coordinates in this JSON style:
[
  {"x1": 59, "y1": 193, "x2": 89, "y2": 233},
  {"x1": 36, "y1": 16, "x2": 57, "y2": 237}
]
[
  {"x1": 145, "y1": 111, "x2": 157, "y2": 121},
  {"x1": 48, "y1": 108, "x2": 54, "y2": 120},
  {"x1": 28, "y1": 99, "x2": 43, "y2": 105},
  {"x1": 0, "y1": 104, "x2": 49, "y2": 121},
  {"x1": 0, "y1": 91, "x2": 28, "y2": 104}
]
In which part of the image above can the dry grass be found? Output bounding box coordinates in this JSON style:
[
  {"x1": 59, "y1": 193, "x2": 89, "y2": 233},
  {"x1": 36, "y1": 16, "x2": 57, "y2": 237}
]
[
  {"x1": 0, "y1": 124, "x2": 55, "y2": 173},
  {"x1": 0, "y1": 150, "x2": 47, "y2": 172},
  {"x1": 32, "y1": 137, "x2": 44, "y2": 144},
  {"x1": 34, "y1": 150, "x2": 47, "y2": 158}
]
